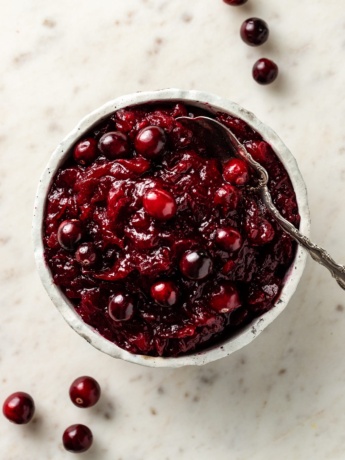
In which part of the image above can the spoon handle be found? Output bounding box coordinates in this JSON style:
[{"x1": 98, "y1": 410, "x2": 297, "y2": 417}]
[{"x1": 262, "y1": 186, "x2": 345, "y2": 290}]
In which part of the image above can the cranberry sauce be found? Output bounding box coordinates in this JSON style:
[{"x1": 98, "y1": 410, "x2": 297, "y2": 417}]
[{"x1": 43, "y1": 102, "x2": 300, "y2": 357}]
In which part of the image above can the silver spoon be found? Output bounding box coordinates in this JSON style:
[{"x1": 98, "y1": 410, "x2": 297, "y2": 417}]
[{"x1": 177, "y1": 115, "x2": 345, "y2": 290}]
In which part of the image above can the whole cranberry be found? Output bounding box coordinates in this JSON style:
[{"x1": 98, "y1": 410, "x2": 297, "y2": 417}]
[
  {"x1": 63, "y1": 424, "x2": 93, "y2": 453},
  {"x1": 223, "y1": 158, "x2": 249, "y2": 185},
  {"x1": 143, "y1": 188, "x2": 177, "y2": 220},
  {"x1": 240, "y1": 18, "x2": 269, "y2": 46},
  {"x1": 134, "y1": 126, "x2": 167, "y2": 159},
  {"x1": 223, "y1": 0, "x2": 248, "y2": 5},
  {"x1": 2, "y1": 392, "x2": 35, "y2": 424},
  {"x1": 247, "y1": 218, "x2": 275, "y2": 245},
  {"x1": 252, "y1": 58, "x2": 278, "y2": 85},
  {"x1": 98, "y1": 131, "x2": 130, "y2": 159},
  {"x1": 73, "y1": 138, "x2": 98, "y2": 165},
  {"x1": 209, "y1": 282, "x2": 241, "y2": 313},
  {"x1": 57, "y1": 219, "x2": 83, "y2": 250},
  {"x1": 216, "y1": 227, "x2": 242, "y2": 252},
  {"x1": 69, "y1": 376, "x2": 101, "y2": 408},
  {"x1": 75, "y1": 243, "x2": 98, "y2": 267},
  {"x1": 151, "y1": 281, "x2": 178, "y2": 307},
  {"x1": 179, "y1": 250, "x2": 213, "y2": 280},
  {"x1": 108, "y1": 293, "x2": 134, "y2": 321},
  {"x1": 214, "y1": 184, "x2": 240, "y2": 210}
]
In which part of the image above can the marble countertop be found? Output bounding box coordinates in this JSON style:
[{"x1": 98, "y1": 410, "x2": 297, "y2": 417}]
[{"x1": 1, "y1": 0, "x2": 345, "y2": 458}]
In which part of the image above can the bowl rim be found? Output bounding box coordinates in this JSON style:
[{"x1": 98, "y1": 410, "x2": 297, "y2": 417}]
[{"x1": 33, "y1": 88, "x2": 310, "y2": 368}]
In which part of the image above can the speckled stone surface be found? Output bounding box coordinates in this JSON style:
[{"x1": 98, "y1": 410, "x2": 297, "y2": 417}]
[{"x1": 1, "y1": 1, "x2": 345, "y2": 458}]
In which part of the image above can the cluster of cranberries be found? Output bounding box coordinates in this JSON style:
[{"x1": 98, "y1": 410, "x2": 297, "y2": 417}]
[
  {"x1": 223, "y1": 0, "x2": 278, "y2": 85},
  {"x1": 2, "y1": 377, "x2": 101, "y2": 453}
]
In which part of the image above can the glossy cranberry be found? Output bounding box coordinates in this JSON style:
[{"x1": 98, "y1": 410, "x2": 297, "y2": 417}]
[
  {"x1": 63, "y1": 424, "x2": 93, "y2": 453},
  {"x1": 150, "y1": 281, "x2": 178, "y2": 307},
  {"x1": 108, "y1": 293, "x2": 134, "y2": 321},
  {"x1": 73, "y1": 138, "x2": 98, "y2": 165},
  {"x1": 209, "y1": 282, "x2": 241, "y2": 313},
  {"x1": 98, "y1": 131, "x2": 130, "y2": 159},
  {"x1": 214, "y1": 184, "x2": 240, "y2": 210},
  {"x1": 134, "y1": 126, "x2": 167, "y2": 159},
  {"x1": 143, "y1": 188, "x2": 177, "y2": 220},
  {"x1": 223, "y1": 0, "x2": 248, "y2": 5},
  {"x1": 248, "y1": 218, "x2": 275, "y2": 245},
  {"x1": 216, "y1": 227, "x2": 242, "y2": 252},
  {"x1": 57, "y1": 219, "x2": 83, "y2": 250},
  {"x1": 75, "y1": 243, "x2": 98, "y2": 267},
  {"x1": 245, "y1": 140, "x2": 273, "y2": 165},
  {"x1": 179, "y1": 250, "x2": 213, "y2": 280},
  {"x1": 252, "y1": 58, "x2": 278, "y2": 85},
  {"x1": 2, "y1": 392, "x2": 35, "y2": 424},
  {"x1": 240, "y1": 18, "x2": 269, "y2": 46},
  {"x1": 223, "y1": 158, "x2": 249, "y2": 185},
  {"x1": 69, "y1": 376, "x2": 101, "y2": 408}
]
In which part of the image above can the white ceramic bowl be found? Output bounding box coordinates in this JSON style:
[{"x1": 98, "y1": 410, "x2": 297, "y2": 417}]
[{"x1": 33, "y1": 89, "x2": 310, "y2": 368}]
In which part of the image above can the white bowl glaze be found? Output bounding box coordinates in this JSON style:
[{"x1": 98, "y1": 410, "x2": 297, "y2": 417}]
[{"x1": 33, "y1": 89, "x2": 310, "y2": 368}]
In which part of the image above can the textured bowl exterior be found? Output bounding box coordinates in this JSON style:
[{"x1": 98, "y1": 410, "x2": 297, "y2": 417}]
[{"x1": 33, "y1": 89, "x2": 310, "y2": 368}]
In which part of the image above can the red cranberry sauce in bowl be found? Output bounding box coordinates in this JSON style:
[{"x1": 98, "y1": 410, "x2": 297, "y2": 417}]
[{"x1": 41, "y1": 95, "x2": 302, "y2": 360}]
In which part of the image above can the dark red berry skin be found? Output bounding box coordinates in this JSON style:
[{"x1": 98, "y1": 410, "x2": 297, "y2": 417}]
[
  {"x1": 240, "y1": 18, "x2": 269, "y2": 46},
  {"x1": 75, "y1": 243, "x2": 98, "y2": 267},
  {"x1": 63, "y1": 424, "x2": 93, "y2": 453},
  {"x1": 143, "y1": 188, "x2": 177, "y2": 220},
  {"x1": 73, "y1": 138, "x2": 98, "y2": 165},
  {"x1": 214, "y1": 184, "x2": 240, "y2": 210},
  {"x1": 223, "y1": 0, "x2": 248, "y2": 5},
  {"x1": 57, "y1": 219, "x2": 83, "y2": 250},
  {"x1": 215, "y1": 227, "x2": 242, "y2": 252},
  {"x1": 69, "y1": 376, "x2": 101, "y2": 408},
  {"x1": 179, "y1": 250, "x2": 213, "y2": 280},
  {"x1": 98, "y1": 131, "x2": 130, "y2": 159},
  {"x1": 252, "y1": 58, "x2": 279, "y2": 85},
  {"x1": 209, "y1": 282, "x2": 241, "y2": 314},
  {"x1": 223, "y1": 158, "x2": 249, "y2": 185},
  {"x1": 150, "y1": 281, "x2": 178, "y2": 307},
  {"x1": 134, "y1": 126, "x2": 167, "y2": 159},
  {"x1": 2, "y1": 392, "x2": 35, "y2": 424},
  {"x1": 108, "y1": 293, "x2": 134, "y2": 321}
]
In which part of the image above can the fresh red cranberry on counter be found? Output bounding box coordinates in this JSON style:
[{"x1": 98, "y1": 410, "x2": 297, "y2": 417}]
[
  {"x1": 216, "y1": 227, "x2": 243, "y2": 252},
  {"x1": 75, "y1": 243, "x2": 98, "y2": 267},
  {"x1": 179, "y1": 250, "x2": 213, "y2": 280},
  {"x1": 57, "y1": 220, "x2": 83, "y2": 250},
  {"x1": 98, "y1": 131, "x2": 130, "y2": 159},
  {"x1": 150, "y1": 281, "x2": 178, "y2": 307},
  {"x1": 223, "y1": 158, "x2": 249, "y2": 185},
  {"x1": 143, "y1": 188, "x2": 177, "y2": 220},
  {"x1": 73, "y1": 138, "x2": 98, "y2": 165},
  {"x1": 209, "y1": 282, "x2": 241, "y2": 313},
  {"x1": 63, "y1": 424, "x2": 93, "y2": 453},
  {"x1": 223, "y1": 0, "x2": 248, "y2": 5},
  {"x1": 108, "y1": 293, "x2": 134, "y2": 321},
  {"x1": 2, "y1": 392, "x2": 35, "y2": 424},
  {"x1": 252, "y1": 58, "x2": 279, "y2": 85},
  {"x1": 214, "y1": 184, "x2": 240, "y2": 210},
  {"x1": 240, "y1": 18, "x2": 269, "y2": 46},
  {"x1": 134, "y1": 126, "x2": 167, "y2": 159},
  {"x1": 69, "y1": 376, "x2": 101, "y2": 408}
]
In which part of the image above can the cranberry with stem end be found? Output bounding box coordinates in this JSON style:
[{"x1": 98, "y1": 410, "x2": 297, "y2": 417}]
[
  {"x1": 209, "y1": 282, "x2": 241, "y2": 313},
  {"x1": 75, "y1": 243, "x2": 98, "y2": 267},
  {"x1": 57, "y1": 220, "x2": 83, "y2": 250},
  {"x1": 240, "y1": 18, "x2": 269, "y2": 47},
  {"x1": 223, "y1": 0, "x2": 248, "y2": 5},
  {"x1": 98, "y1": 131, "x2": 130, "y2": 159},
  {"x1": 216, "y1": 227, "x2": 243, "y2": 252},
  {"x1": 69, "y1": 376, "x2": 101, "y2": 408},
  {"x1": 252, "y1": 58, "x2": 279, "y2": 85},
  {"x1": 62, "y1": 424, "x2": 93, "y2": 453},
  {"x1": 73, "y1": 138, "x2": 98, "y2": 165},
  {"x1": 223, "y1": 158, "x2": 249, "y2": 185},
  {"x1": 143, "y1": 188, "x2": 177, "y2": 220},
  {"x1": 2, "y1": 392, "x2": 35, "y2": 424},
  {"x1": 134, "y1": 126, "x2": 167, "y2": 159},
  {"x1": 151, "y1": 281, "x2": 178, "y2": 307},
  {"x1": 108, "y1": 293, "x2": 134, "y2": 321},
  {"x1": 180, "y1": 250, "x2": 213, "y2": 280}
]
